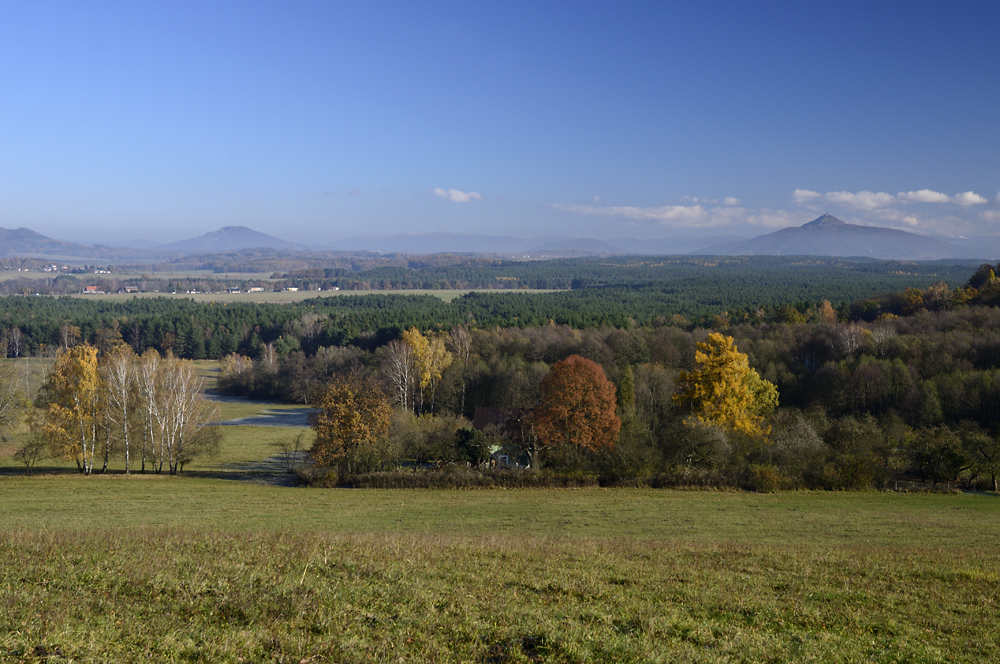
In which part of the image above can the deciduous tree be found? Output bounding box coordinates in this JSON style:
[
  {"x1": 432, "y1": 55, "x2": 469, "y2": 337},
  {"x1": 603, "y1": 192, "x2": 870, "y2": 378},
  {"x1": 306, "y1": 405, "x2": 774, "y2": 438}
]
[
  {"x1": 156, "y1": 357, "x2": 219, "y2": 474},
  {"x1": 382, "y1": 339, "x2": 415, "y2": 411},
  {"x1": 0, "y1": 361, "x2": 28, "y2": 443},
  {"x1": 535, "y1": 354, "x2": 621, "y2": 453},
  {"x1": 310, "y1": 375, "x2": 392, "y2": 473},
  {"x1": 402, "y1": 327, "x2": 453, "y2": 414},
  {"x1": 136, "y1": 348, "x2": 161, "y2": 472},
  {"x1": 673, "y1": 333, "x2": 778, "y2": 438},
  {"x1": 101, "y1": 343, "x2": 137, "y2": 473},
  {"x1": 40, "y1": 343, "x2": 101, "y2": 474},
  {"x1": 448, "y1": 325, "x2": 473, "y2": 416}
]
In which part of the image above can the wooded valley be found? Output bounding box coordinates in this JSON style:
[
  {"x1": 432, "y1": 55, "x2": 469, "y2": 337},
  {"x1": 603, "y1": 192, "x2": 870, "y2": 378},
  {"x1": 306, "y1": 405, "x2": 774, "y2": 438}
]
[{"x1": 5, "y1": 258, "x2": 1000, "y2": 491}]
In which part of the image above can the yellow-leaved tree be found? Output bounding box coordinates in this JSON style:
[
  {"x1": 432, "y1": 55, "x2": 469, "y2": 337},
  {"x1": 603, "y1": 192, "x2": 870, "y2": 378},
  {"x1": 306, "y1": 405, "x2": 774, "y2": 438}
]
[
  {"x1": 673, "y1": 333, "x2": 778, "y2": 438},
  {"x1": 40, "y1": 343, "x2": 101, "y2": 474},
  {"x1": 401, "y1": 327, "x2": 452, "y2": 414},
  {"x1": 310, "y1": 375, "x2": 392, "y2": 474}
]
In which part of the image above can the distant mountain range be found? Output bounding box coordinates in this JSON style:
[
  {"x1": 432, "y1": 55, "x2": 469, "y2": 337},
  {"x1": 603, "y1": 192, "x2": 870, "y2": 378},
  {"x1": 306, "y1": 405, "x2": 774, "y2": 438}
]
[
  {"x1": 1, "y1": 216, "x2": 998, "y2": 261},
  {"x1": 696, "y1": 214, "x2": 960, "y2": 260},
  {"x1": 156, "y1": 226, "x2": 305, "y2": 253},
  {"x1": 0, "y1": 226, "x2": 108, "y2": 258}
]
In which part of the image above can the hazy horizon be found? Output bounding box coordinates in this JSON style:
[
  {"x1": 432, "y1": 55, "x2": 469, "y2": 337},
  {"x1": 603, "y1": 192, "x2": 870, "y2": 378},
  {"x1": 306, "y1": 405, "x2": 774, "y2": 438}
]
[{"x1": 2, "y1": 2, "x2": 998, "y2": 245}]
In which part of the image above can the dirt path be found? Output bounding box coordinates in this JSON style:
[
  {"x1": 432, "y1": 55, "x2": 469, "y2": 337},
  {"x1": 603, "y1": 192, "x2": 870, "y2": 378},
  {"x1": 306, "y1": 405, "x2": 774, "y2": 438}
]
[
  {"x1": 203, "y1": 392, "x2": 313, "y2": 484},
  {"x1": 205, "y1": 391, "x2": 315, "y2": 428},
  {"x1": 218, "y1": 452, "x2": 307, "y2": 486},
  {"x1": 216, "y1": 408, "x2": 314, "y2": 428}
]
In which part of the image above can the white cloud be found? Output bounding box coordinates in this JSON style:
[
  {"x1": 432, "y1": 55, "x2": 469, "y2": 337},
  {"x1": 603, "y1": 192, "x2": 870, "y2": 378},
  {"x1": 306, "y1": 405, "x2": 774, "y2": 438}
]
[
  {"x1": 678, "y1": 195, "x2": 742, "y2": 205},
  {"x1": 432, "y1": 188, "x2": 482, "y2": 203},
  {"x1": 953, "y1": 191, "x2": 987, "y2": 206},
  {"x1": 792, "y1": 189, "x2": 824, "y2": 203},
  {"x1": 824, "y1": 190, "x2": 896, "y2": 210},
  {"x1": 871, "y1": 208, "x2": 921, "y2": 227},
  {"x1": 551, "y1": 203, "x2": 709, "y2": 224},
  {"x1": 743, "y1": 209, "x2": 804, "y2": 228},
  {"x1": 348, "y1": 187, "x2": 361, "y2": 196},
  {"x1": 550, "y1": 202, "x2": 802, "y2": 229},
  {"x1": 796, "y1": 187, "x2": 989, "y2": 210},
  {"x1": 897, "y1": 189, "x2": 950, "y2": 203},
  {"x1": 981, "y1": 210, "x2": 1000, "y2": 223}
]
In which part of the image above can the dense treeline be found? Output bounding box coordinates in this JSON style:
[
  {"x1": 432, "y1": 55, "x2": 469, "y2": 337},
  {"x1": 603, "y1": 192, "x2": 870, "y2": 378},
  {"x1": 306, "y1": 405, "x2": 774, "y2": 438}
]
[
  {"x1": 216, "y1": 267, "x2": 1000, "y2": 491},
  {"x1": 281, "y1": 255, "x2": 975, "y2": 293},
  {"x1": 0, "y1": 256, "x2": 982, "y2": 360},
  {"x1": 7, "y1": 260, "x2": 1000, "y2": 491}
]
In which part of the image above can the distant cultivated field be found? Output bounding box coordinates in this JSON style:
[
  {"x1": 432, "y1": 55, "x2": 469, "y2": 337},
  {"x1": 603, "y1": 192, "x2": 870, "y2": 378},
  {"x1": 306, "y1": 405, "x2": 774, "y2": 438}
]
[
  {"x1": 0, "y1": 483, "x2": 997, "y2": 662},
  {"x1": 69, "y1": 288, "x2": 554, "y2": 303},
  {"x1": 0, "y1": 269, "x2": 277, "y2": 281}
]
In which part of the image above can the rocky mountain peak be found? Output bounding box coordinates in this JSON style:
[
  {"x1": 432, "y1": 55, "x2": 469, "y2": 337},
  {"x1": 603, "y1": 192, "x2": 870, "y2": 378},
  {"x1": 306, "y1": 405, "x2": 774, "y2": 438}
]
[{"x1": 802, "y1": 213, "x2": 846, "y2": 228}]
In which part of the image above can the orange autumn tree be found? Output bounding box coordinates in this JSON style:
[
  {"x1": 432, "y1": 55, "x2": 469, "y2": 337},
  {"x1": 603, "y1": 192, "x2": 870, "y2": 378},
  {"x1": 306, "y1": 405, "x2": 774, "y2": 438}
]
[{"x1": 534, "y1": 355, "x2": 621, "y2": 453}]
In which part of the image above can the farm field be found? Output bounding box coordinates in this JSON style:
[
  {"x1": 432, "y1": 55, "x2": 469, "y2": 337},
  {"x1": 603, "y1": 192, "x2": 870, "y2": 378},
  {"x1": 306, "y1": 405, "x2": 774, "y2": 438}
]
[
  {"x1": 0, "y1": 481, "x2": 997, "y2": 662},
  {"x1": 68, "y1": 287, "x2": 555, "y2": 304},
  {"x1": 0, "y1": 269, "x2": 277, "y2": 282}
]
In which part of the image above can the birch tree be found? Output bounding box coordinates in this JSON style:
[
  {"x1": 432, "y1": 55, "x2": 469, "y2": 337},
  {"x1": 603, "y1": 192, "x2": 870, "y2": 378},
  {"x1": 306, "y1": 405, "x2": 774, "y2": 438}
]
[
  {"x1": 448, "y1": 325, "x2": 473, "y2": 416},
  {"x1": 401, "y1": 327, "x2": 452, "y2": 414},
  {"x1": 101, "y1": 344, "x2": 138, "y2": 473},
  {"x1": 401, "y1": 327, "x2": 430, "y2": 413},
  {"x1": 0, "y1": 361, "x2": 28, "y2": 442},
  {"x1": 383, "y1": 339, "x2": 415, "y2": 411},
  {"x1": 136, "y1": 349, "x2": 162, "y2": 472},
  {"x1": 157, "y1": 358, "x2": 219, "y2": 474}
]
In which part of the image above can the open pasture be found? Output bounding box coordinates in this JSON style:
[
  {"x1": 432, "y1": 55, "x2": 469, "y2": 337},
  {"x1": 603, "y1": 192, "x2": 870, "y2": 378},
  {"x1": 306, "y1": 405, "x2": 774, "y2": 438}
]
[
  {"x1": 69, "y1": 287, "x2": 555, "y2": 304},
  {"x1": 0, "y1": 269, "x2": 278, "y2": 282},
  {"x1": 0, "y1": 483, "x2": 997, "y2": 662}
]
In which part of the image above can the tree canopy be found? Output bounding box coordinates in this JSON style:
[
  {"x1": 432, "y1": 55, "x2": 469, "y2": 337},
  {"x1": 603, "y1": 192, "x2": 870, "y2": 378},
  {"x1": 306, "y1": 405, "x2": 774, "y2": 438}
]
[
  {"x1": 674, "y1": 333, "x2": 778, "y2": 438},
  {"x1": 310, "y1": 375, "x2": 392, "y2": 473},
  {"x1": 535, "y1": 355, "x2": 621, "y2": 452}
]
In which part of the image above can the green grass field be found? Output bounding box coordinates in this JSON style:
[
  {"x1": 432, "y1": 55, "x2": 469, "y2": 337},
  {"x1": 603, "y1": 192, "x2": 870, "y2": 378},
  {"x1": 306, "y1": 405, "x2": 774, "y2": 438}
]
[{"x1": 0, "y1": 481, "x2": 997, "y2": 662}]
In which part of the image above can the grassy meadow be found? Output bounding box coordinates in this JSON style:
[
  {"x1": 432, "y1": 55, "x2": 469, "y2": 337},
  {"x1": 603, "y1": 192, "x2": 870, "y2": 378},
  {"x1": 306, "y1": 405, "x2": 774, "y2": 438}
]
[{"x1": 1, "y1": 480, "x2": 998, "y2": 662}]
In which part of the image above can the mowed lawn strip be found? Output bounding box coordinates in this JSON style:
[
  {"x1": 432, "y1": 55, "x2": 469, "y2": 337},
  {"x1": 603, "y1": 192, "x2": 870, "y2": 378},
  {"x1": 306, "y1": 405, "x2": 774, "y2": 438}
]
[{"x1": 0, "y1": 485, "x2": 997, "y2": 662}]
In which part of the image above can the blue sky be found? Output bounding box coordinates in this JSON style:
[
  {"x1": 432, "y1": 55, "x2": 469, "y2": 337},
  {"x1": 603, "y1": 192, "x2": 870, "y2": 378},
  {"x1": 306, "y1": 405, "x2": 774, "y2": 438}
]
[{"x1": 1, "y1": 1, "x2": 998, "y2": 244}]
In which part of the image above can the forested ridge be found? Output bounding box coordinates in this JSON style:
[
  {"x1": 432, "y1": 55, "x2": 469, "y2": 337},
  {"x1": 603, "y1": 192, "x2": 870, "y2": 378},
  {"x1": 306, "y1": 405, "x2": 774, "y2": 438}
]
[
  {"x1": 0, "y1": 256, "x2": 981, "y2": 359},
  {"x1": 221, "y1": 266, "x2": 1000, "y2": 491},
  {"x1": 6, "y1": 259, "x2": 1000, "y2": 491}
]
